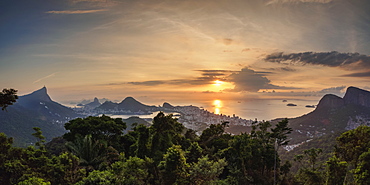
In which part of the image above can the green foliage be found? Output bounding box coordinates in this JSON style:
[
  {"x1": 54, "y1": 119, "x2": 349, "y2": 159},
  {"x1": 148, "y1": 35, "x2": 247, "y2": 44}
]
[
  {"x1": 353, "y1": 148, "x2": 370, "y2": 184},
  {"x1": 75, "y1": 170, "x2": 116, "y2": 185},
  {"x1": 188, "y1": 155, "x2": 227, "y2": 185},
  {"x1": 32, "y1": 127, "x2": 46, "y2": 149},
  {"x1": 64, "y1": 115, "x2": 127, "y2": 150},
  {"x1": 159, "y1": 145, "x2": 189, "y2": 185},
  {"x1": 326, "y1": 156, "x2": 347, "y2": 185},
  {"x1": 150, "y1": 112, "x2": 185, "y2": 162},
  {"x1": 0, "y1": 88, "x2": 18, "y2": 111},
  {"x1": 66, "y1": 135, "x2": 115, "y2": 170},
  {"x1": 335, "y1": 125, "x2": 370, "y2": 166},
  {"x1": 17, "y1": 177, "x2": 50, "y2": 185},
  {"x1": 333, "y1": 125, "x2": 370, "y2": 184},
  {"x1": 294, "y1": 148, "x2": 325, "y2": 184},
  {"x1": 111, "y1": 156, "x2": 151, "y2": 184},
  {"x1": 0, "y1": 113, "x2": 302, "y2": 184}
]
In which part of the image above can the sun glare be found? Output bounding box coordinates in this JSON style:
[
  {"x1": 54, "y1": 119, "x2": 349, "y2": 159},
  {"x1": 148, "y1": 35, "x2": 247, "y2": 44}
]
[
  {"x1": 213, "y1": 99, "x2": 223, "y2": 115},
  {"x1": 213, "y1": 80, "x2": 224, "y2": 86}
]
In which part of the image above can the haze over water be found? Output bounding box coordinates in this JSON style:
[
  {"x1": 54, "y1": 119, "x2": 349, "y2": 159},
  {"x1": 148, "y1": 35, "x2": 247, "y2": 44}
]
[{"x1": 204, "y1": 99, "x2": 319, "y2": 121}]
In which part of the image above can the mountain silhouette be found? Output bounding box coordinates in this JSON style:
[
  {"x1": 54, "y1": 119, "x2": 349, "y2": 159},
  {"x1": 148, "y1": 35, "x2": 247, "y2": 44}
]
[
  {"x1": 96, "y1": 97, "x2": 157, "y2": 113},
  {"x1": 83, "y1": 97, "x2": 101, "y2": 109},
  {"x1": 286, "y1": 86, "x2": 370, "y2": 144},
  {"x1": 0, "y1": 87, "x2": 80, "y2": 146}
]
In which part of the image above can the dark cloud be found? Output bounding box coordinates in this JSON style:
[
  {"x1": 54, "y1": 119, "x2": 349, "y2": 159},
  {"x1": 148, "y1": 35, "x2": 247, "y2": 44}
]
[
  {"x1": 223, "y1": 38, "x2": 233, "y2": 45},
  {"x1": 127, "y1": 81, "x2": 165, "y2": 86},
  {"x1": 265, "y1": 51, "x2": 370, "y2": 70},
  {"x1": 127, "y1": 70, "x2": 235, "y2": 87},
  {"x1": 342, "y1": 71, "x2": 370, "y2": 77},
  {"x1": 280, "y1": 67, "x2": 296, "y2": 72},
  {"x1": 195, "y1": 69, "x2": 235, "y2": 73},
  {"x1": 227, "y1": 67, "x2": 296, "y2": 92}
]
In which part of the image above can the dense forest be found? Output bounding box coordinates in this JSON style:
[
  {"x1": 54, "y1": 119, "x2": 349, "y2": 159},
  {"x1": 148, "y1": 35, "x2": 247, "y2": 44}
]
[
  {"x1": 0, "y1": 113, "x2": 369, "y2": 185},
  {"x1": 1, "y1": 89, "x2": 370, "y2": 184}
]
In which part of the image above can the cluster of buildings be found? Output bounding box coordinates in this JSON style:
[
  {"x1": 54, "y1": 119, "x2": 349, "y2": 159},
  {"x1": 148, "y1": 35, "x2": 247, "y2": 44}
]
[{"x1": 169, "y1": 105, "x2": 253, "y2": 128}]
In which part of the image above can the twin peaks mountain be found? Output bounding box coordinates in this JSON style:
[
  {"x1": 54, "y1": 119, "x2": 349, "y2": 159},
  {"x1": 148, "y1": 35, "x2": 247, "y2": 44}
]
[{"x1": 287, "y1": 86, "x2": 370, "y2": 144}]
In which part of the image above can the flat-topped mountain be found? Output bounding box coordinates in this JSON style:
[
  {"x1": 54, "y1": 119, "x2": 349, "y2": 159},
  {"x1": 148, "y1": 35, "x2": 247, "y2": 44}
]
[{"x1": 285, "y1": 86, "x2": 370, "y2": 144}]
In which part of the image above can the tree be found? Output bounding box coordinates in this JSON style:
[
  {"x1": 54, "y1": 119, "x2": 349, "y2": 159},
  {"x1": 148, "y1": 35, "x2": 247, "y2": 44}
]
[
  {"x1": 150, "y1": 112, "x2": 185, "y2": 162},
  {"x1": 271, "y1": 118, "x2": 293, "y2": 146},
  {"x1": 17, "y1": 177, "x2": 51, "y2": 185},
  {"x1": 334, "y1": 125, "x2": 370, "y2": 183},
  {"x1": 294, "y1": 148, "x2": 324, "y2": 185},
  {"x1": 75, "y1": 170, "x2": 115, "y2": 185},
  {"x1": 326, "y1": 156, "x2": 347, "y2": 185},
  {"x1": 158, "y1": 145, "x2": 189, "y2": 185},
  {"x1": 188, "y1": 155, "x2": 227, "y2": 185},
  {"x1": 32, "y1": 127, "x2": 46, "y2": 149},
  {"x1": 65, "y1": 135, "x2": 111, "y2": 170},
  {"x1": 0, "y1": 88, "x2": 18, "y2": 111},
  {"x1": 111, "y1": 156, "x2": 151, "y2": 185},
  {"x1": 64, "y1": 115, "x2": 127, "y2": 150},
  {"x1": 353, "y1": 149, "x2": 370, "y2": 184},
  {"x1": 135, "y1": 124, "x2": 150, "y2": 158}
]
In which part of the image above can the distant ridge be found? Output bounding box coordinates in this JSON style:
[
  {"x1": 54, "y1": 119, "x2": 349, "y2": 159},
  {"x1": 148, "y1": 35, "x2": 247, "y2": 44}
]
[{"x1": 96, "y1": 97, "x2": 157, "y2": 113}]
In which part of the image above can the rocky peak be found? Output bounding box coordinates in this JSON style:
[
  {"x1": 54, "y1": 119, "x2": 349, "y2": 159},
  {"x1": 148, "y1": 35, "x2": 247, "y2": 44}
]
[
  {"x1": 21, "y1": 86, "x2": 52, "y2": 102},
  {"x1": 163, "y1": 102, "x2": 175, "y2": 109},
  {"x1": 93, "y1": 97, "x2": 99, "y2": 103},
  {"x1": 315, "y1": 94, "x2": 344, "y2": 111},
  {"x1": 343, "y1": 86, "x2": 370, "y2": 107}
]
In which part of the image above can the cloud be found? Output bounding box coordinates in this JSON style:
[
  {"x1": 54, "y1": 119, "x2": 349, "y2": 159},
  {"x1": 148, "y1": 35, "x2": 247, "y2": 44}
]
[
  {"x1": 342, "y1": 71, "x2": 370, "y2": 77},
  {"x1": 227, "y1": 67, "x2": 294, "y2": 92},
  {"x1": 33, "y1": 72, "x2": 58, "y2": 84},
  {"x1": 125, "y1": 70, "x2": 235, "y2": 87},
  {"x1": 265, "y1": 51, "x2": 370, "y2": 70},
  {"x1": 45, "y1": 9, "x2": 107, "y2": 14},
  {"x1": 317, "y1": 86, "x2": 346, "y2": 94},
  {"x1": 266, "y1": 0, "x2": 333, "y2": 5},
  {"x1": 222, "y1": 38, "x2": 233, "y2": 45}
]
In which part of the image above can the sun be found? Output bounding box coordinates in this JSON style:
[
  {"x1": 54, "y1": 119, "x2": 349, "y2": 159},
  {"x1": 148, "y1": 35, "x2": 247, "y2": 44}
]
[{"x1": 213, "y1": 80, "x2": 224, "y2": 86}]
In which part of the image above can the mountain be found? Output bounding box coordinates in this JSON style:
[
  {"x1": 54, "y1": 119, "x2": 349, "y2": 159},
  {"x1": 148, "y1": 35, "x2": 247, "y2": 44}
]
[
  {"x1": 96, "y1": 97, "x2": 158, "y2": 113},
  {"x1": 118, "y1": 97, "x2": 156, "y2": 112},
  {"x1": 163, "y1": 102, "x2": 175, "y2": 109},
  {"x1": 97, "y1": 101, "x2": 118, "y2": 110},
  {"x1": 83, "y1": 97, "x2": 101, "y2": 109},
  {"x1": 0, "y1": 87, "x2": 80, "y2": 146},
  {"x1": 285, "y1": 86, "x2": 370, "y2": 144}
]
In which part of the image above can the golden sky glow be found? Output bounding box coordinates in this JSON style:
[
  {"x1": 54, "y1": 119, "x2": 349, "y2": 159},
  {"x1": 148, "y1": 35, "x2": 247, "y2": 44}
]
[{"x1": 1, "y1": 0, "x2": 370, "y2": 105}]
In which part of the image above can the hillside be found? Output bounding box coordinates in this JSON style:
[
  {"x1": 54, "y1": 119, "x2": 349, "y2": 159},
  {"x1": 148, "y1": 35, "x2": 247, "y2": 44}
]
[
  {"x1": 281, "y1": 86, "x2": 370, "y2": 144},
  {"x1": 0, "y1": 87, "x2": 80, "y2": 146}
]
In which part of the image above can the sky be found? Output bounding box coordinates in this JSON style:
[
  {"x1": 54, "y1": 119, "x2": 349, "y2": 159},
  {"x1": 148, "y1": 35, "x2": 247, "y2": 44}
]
[{"x1": 1, "y1": 0, "x2": 370, "y2": 106}]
